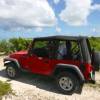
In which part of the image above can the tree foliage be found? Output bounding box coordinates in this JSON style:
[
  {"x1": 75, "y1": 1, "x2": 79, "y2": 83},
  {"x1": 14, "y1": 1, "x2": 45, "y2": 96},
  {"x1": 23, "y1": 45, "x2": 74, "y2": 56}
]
[
  {"x1": 0, "y1": 38, "x2": 32, "y2": 54},
  {"x1": 89, "y1": 37, "x2": 100, "y2": 51}
]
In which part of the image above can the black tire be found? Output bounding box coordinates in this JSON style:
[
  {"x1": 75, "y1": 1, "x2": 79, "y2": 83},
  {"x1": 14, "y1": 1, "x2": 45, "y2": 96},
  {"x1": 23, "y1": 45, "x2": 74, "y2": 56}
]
[
  {"x1": 6, "y1": 63, "x2": 20, "y2": 79},
  {"x1": 56, "y1": 72, "x2": 79, "y2": 94}
]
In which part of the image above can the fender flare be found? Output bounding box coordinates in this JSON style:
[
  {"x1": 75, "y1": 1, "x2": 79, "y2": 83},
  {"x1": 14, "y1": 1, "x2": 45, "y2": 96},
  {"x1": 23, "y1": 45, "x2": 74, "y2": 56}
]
[
  {"x1": 53, "y1": 63, "x2": 85, "y2": 82},
  {"x1": 4, "y1": 57, "x2": 21, "y2": 68}
]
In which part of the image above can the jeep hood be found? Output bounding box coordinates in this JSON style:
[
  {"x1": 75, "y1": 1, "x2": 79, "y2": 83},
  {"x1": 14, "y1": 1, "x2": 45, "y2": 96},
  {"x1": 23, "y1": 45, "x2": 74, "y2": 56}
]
[{"x1": 9, "y1": 50, "x2": 28, "y2": 59}]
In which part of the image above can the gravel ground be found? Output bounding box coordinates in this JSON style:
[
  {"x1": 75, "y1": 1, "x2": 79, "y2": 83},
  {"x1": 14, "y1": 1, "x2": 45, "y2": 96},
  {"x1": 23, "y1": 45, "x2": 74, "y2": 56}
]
[{"x1": 0, "y1": 56, "x2": 100, "y2": 100}]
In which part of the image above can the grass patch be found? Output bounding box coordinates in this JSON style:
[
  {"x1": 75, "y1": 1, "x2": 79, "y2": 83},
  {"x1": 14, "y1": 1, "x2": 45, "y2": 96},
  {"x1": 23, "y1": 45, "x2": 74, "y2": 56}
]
[{"x1": 0, "y1": 81, "x2": 12, "y2": 97}]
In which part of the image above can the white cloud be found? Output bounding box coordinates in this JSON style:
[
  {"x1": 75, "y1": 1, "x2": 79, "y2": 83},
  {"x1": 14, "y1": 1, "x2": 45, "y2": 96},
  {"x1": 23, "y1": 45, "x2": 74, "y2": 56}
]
[
  {"x1": 56, "y1": 26, "x2": 61, "y2": 33},
  {"x1": 59, "y1": 0, "x2": 100, "y2": 26},
  {"x1": 59, "y1": 0, "x2": 96, "y2": 26},
  {"x1": 0, "y1": 0, "x2": 56, "y2": 30},
  {"x1": 91, "y1": 27, "x2": 100, "y2": 37},
  {"x1": 92, "y1": 27, "x2": 100, "y2": 33},
  {"x1": 35, "y1": 27, "x2": 43, "y2": 32},
  {"x1": 91, "y1": 4, "x2": 100, "y2": 11},
  {"x1": 54, "y1": 0, "x2": 60, "y2": 4}
]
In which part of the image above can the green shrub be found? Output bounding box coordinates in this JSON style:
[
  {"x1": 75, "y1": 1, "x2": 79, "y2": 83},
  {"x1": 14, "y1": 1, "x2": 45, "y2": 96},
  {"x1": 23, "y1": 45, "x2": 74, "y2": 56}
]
[
  {"x1": 0, "y1": 40, "x2": 11, "y2": 54},
  {"x1": 9, "y1": 38, "x2": 30, "y2": 51},
  {"x1": 0, "y1": 38, "x2": 32, "y2": 54},
  {"x1": 89, "y1": 37, "x2": 100, "y2": 51}
]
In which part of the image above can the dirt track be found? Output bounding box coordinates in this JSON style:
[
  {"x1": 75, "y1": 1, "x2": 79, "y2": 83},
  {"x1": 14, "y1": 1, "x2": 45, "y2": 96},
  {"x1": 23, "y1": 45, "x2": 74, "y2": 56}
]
[{"x1": 0, "y1": 56, "x2": 100, "y2": 100}]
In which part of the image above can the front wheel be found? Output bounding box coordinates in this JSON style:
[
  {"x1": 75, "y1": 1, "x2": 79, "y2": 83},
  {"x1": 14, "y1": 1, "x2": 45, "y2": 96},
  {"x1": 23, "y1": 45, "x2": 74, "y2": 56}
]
[
  {"x1": 6, "y1": 63, "x2": 20, "y2": 79},
  {"x1": 56, "y1": 72, "x2": 78, "y2": 94}
]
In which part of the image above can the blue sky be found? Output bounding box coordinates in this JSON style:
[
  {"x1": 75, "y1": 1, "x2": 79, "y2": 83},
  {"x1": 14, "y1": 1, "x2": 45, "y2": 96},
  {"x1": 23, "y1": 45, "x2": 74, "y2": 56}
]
[{"x1": 0, "y1": 0, "x2": 100, "y2": 39}]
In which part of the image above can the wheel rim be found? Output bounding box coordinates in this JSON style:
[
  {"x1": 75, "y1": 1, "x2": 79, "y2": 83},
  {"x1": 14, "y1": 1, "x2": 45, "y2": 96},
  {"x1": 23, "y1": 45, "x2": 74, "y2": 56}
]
[
  {"x1": 59, "y1": 77, "x2": 73, "y2": 91},
  {"x1": 7, "y1": 67, "x2": 16, "y2": 78}
]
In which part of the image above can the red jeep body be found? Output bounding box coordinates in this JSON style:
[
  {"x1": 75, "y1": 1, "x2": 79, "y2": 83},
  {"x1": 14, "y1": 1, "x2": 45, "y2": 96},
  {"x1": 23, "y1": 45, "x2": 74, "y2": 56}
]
[
  {"x1": 4, "y1": 36, "x2": 97, "y2": 94},
  {"x1": 9, "y1": 50, "x2": 93, "y2": 81}
]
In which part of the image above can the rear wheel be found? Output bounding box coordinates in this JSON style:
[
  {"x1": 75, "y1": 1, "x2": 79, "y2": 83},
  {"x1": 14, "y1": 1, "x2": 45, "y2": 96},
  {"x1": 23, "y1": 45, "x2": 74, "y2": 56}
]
[
  {"x1": 6, "y1": 63, "x2": 20, "y2": 79},
  {"x1": 56, "y1": 72, "x2": 79, "y2": 94}
]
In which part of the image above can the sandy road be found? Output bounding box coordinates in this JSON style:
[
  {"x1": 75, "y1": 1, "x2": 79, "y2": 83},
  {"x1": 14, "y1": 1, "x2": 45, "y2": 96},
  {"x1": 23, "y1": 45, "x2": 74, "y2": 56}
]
[{"x1": 0, "y1": 56, "x2": 100, "y2": 100}]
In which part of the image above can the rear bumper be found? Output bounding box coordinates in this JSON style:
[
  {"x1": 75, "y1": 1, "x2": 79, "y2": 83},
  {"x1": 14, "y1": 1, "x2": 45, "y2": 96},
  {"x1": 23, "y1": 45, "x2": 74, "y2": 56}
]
[
  {"x1": 86, "y1": 71, "x2": 96, "y2": 84},
  {"x1": 90, "y1": 71, "x2": 95, "y2": 84}
]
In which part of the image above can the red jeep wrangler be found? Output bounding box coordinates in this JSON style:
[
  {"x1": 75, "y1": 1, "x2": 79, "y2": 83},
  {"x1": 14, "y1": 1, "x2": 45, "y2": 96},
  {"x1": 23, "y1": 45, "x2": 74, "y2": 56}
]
[{"x1": 4, "y1": 36, "x2": 100, "y2": 94}]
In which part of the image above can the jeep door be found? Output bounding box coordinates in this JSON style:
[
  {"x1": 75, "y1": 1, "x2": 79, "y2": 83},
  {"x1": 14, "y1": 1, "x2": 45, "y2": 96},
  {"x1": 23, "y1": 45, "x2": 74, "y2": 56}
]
[{"x1": 27, "y1": 40, "x2": 52, "y2": 75}]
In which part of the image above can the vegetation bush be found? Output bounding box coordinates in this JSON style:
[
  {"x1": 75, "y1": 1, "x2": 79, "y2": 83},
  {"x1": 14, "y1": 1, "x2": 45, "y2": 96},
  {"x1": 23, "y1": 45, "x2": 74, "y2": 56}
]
[
  {"x1": 89, "y1": 37, "x2": 100, "y2": 51},
  {"x1": 9, "y1": 38, "x2": 32, "y2": 52},
  {"x1": 0, "y1": 40, "x2": 10, "y2": 54},
  {"x1": 0, "y1": 38, "x2": 32, "y2": 54}
]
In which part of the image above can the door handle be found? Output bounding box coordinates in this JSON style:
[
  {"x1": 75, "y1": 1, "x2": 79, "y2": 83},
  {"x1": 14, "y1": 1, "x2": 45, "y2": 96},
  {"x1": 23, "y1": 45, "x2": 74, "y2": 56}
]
[
  {"x1": 38, "y1": 57, "x2": 49, "y2": 63},
  {"x1": 38, "y1": 57, "x2": 43, "y2": 60}
]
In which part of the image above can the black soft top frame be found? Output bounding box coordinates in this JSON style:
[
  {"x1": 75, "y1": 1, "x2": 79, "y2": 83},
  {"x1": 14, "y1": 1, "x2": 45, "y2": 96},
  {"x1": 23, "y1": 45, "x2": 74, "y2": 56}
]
[{"x1": 34, "y1": 35, "x2": 88, "y2": 41}]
